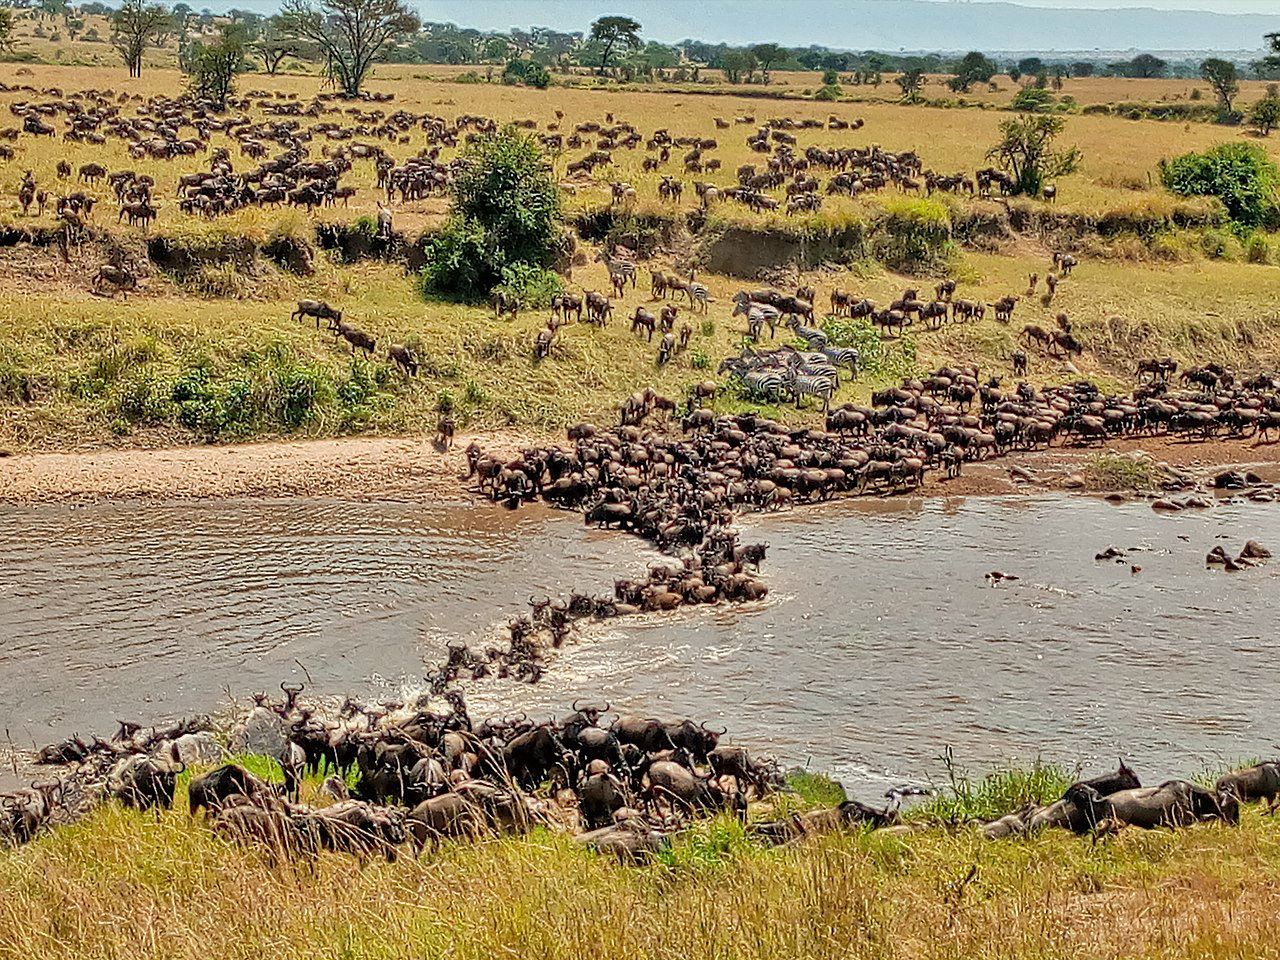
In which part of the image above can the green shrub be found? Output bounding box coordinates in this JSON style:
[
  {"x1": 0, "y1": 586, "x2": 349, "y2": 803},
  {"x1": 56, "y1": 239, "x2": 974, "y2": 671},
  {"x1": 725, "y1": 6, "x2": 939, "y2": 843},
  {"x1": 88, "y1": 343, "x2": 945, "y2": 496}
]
[
  {"x1": 813, "y1": 84, "x2": 840, "y2": 102},
  {"x1": 420, "y1": 127, "x2": 562, "y2": 303},
  {"x1": 502, "y1": 58, "x2": 551, "y2": 89},
  {"x1": 453, "y1": 71, "x2": 483, "y2": 84},
  {"x1": 1160, "y1": 143, "x2": 1280, "y2": 227},
  {"x1": 823, "y1": 315, "x2": 917, "y2": 379},
  {"x1": 1011, "y1": 86, "x2": 1054, "y2": 112},
  {"x1": 493, "y1": 261, "x2": 563, "y2": 309}
]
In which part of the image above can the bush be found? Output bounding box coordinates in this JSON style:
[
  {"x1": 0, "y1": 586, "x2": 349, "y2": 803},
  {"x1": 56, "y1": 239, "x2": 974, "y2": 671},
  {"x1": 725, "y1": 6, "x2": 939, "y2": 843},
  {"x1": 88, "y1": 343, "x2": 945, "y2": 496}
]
[
  {"x1": 493, "y1": 261, "x2": 563, "y2": 309},
  {"x1": 1011, "y1": 86, "x2": 1054, "y2": 112},
  {"x1": 418, "y1": 217, "x2": 495, "y2": 301},
  {"x1": 420, "y1": 127, "x2": 563, "y2": 303},
  {"x1": 813, "y1": 84, "x2": 840, "y2": 101},
  {"x1": 1160, "y1": 143, "x2": 1280, "y2": 227},
  {"x1": 502, "y1": 58, "x2": 550, "y2": 89}
]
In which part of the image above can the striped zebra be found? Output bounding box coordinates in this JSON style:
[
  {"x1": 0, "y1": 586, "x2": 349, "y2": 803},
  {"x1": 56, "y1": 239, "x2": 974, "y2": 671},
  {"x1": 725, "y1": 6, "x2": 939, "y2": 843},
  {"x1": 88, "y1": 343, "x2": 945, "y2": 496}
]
[
  {"x1": 784, "y1": 370, "x2": 837, "y2": 412},
  {"x1": 787, "y1": 317, "x2": 829, "y2": 349},
  {"x1": 743, "y1": 369, "x2": 787, "y2": 402},
  {"x1": 595, "y1": 251, "x2": 636, "y2": 289},
  {"x1": 686, "y1": 281, "x2": 711, "y2": 313},
  {"x1": 817, "y1": 344, "x2": 860, "y2": 376}
]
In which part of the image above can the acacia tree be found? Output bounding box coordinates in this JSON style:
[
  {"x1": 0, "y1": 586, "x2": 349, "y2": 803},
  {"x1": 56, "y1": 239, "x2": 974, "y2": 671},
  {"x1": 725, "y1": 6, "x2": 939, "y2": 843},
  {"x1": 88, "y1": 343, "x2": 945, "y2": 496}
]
[
  {"x1": 1250, "y1": 94, "x2": 1280, "y2": 136},
  {"x1": 112, "y1": 0, "x2": 171, "y2": 78},
  {"x1": 949, "y1": 50, "x2": 996, "y2": 92},
  {"x1": 1201, "y1": 58, "x2": 1240, "y2": 120},
  {"x1": 588, "y1": 15, "x2": 640, "y2": 74},
  {"x1": 987, "y1": 114, "x2": 1082, "y2": 196},
  {"x1": 750, "y1": 43, "x2": 785, "y2": 83},
  {"x1": 895, "y1": 67, "x2": 925, "y2": 104},
  {"x1": 277, "y1": 0, "x2": 419, "y2": 97},
  {"x1": 187, "y1": 24, "x2": 244, "y2": 109},
  {"x1": 254, "y1": 18, "x2": 295, "y2": 74},
  {"x1": 720, "y1": 49, "x2": 756, "y2": 84}
]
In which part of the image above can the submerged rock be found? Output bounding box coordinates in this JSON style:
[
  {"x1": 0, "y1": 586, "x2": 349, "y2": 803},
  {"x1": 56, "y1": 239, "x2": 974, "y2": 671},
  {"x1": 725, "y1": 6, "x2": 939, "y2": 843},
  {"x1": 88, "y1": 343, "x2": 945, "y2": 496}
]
[{"x1": 228, "y1": 706, "x2": 286, "y2": 758}]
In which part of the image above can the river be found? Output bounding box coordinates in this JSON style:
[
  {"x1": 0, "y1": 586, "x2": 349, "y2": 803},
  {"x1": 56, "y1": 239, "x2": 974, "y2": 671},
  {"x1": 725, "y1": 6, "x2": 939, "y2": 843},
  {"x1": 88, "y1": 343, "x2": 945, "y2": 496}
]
[{"x1": 2, "y1": 493, "x2": 1276, "y2": 791}]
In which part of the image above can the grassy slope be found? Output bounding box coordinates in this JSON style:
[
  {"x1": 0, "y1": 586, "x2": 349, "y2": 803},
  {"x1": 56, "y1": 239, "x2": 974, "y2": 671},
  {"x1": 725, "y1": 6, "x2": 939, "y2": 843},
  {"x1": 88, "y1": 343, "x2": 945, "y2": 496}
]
[
  {"x1": 2, "y1": 795, "x2": 1279, "y2": 960},
  {"x1": 0, "y1": 65, "x2": 1278, "y2": 448},
  {"x1": 4, "y1": 242, "x2": 1280, "y2": 449}
]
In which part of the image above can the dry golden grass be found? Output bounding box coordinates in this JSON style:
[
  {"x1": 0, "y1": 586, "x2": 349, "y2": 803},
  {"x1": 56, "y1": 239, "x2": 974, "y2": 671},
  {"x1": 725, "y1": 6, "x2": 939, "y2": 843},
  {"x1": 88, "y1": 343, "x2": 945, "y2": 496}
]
[
  {"x1": 2, "y1": 797, "x2": 1280, "y2": 960},
  {"x1": 0, "y1": 61, "x2": 1276, "y2": 449}
]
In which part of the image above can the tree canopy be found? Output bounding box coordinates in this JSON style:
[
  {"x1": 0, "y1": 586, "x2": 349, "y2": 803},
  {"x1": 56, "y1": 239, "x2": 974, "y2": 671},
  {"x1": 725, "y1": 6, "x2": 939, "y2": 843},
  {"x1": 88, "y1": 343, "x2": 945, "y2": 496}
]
[
  {"x1": 987, "y1": 114, "x2": 1082, "y2": 197},
  {"x1": 277, "y1": 0, "x2": 419, "y2": 97},
  {"x1": 1200, "y1": 58, "x2": 1240, "y2": 120},
  {"x1": 111, "y1": 0, "x2": 172, "y2": 78},
  {"x1": 750, "y1": 43, "x2": 786, "y2": 83},
  {"x1": 949, "y1": 51, "x2": 996, "y2": 92},
  {"x1": 588, "y1": 15, "x2": 640, "y2": 74}
]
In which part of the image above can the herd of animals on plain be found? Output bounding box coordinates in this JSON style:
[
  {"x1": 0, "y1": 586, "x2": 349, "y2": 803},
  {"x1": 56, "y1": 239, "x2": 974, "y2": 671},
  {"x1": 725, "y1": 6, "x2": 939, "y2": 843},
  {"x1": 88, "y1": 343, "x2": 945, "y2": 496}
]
[
  {"x1": 7, "y1": 685, "x2": 1279, "y2": 863},
  {"x1": 4, "y1": 79, "x2": 1280, "y2": 871}
]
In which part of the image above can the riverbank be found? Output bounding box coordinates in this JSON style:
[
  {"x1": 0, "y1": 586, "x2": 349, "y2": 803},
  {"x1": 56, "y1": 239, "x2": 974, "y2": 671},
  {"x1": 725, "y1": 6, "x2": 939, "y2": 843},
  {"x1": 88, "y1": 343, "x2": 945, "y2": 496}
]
[{"x1": 1, "y1": 429, "x2": 1277, "y2": 505}]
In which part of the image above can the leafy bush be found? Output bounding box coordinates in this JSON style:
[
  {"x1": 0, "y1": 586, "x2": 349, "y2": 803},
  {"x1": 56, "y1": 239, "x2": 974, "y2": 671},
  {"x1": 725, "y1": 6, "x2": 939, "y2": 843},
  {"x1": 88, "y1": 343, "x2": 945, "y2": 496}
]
[
  {"x1": 420, "y1": 127, "x2": 562, "y2": 302},
  {"x1": 452, "y1": 71, "x2": 483, "y2": 84},
  {"x1": 493, "y1": 261, "x2": 563, "y2": 309},
  {"x1": 1160, "y1": 143, "x2": 1280, "y2": 227},
  {"x1": 418, "y1": 217, "x2": 495, "y2": 300},
  {"x1": 502, "y1": 58, "x2": 551, "y2": 89},
  {"x1": 171, "y1": 364, "x2": 254, "y2": 440},
  {"x1": 813, "y1": 84, "x2": 840, "y2": 101},
  {"x1": 1011, "y1": 86, "x2": 1054, "y2": 112},
  {"x1": 823, "y1": 315, "x2": 918, "y2": 378}
]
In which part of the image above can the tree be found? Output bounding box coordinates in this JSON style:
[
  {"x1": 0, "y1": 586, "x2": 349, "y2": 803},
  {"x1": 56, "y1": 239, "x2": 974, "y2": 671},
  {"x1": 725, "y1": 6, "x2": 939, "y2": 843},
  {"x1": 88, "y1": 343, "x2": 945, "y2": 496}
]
[
  {"x1": 720, "y1": 48, "x2": 755, "y2": 84},
  {"x1": 588, "y1": 15, "x2": 640, "y2": 75},
  {"x1": 112, "y1": 0, "x2": 171, "y2": 78},
  {"x1": 750, "y1": 42, "x2": 785, "y2": 83},
  {"x1": 895, "y1": 67, "x2": 925, "y2": 104},
  {"x1": 253, "y1": 18, "x2": 295, "y2": 74},
  {"x1": 1007, "y1": 64, "x2": 1021, "y2": 84},
  {"x1": 186, "y1": 24, "x2": 244, "y2": 109},
  {"x1": 1017, "y1": 56, "x2": 1043, "y2": 76},
  {"x1": 1249, "y1": 95, "x2": 1280, "y2": 136},
  {"x1": 278, "y1": 0, "x2": 419, "y2": 97},
  {"x1": 987, "y1": 114, "x2": 1082, "y2": 196},
  {"x1": 0, "y1": 7, "x2": 15, "y2": 50},
  {"x1": 420, "y1": 127, "x2": 562, "y2": 301},
  {"x1": 1127, "y1": 53, "x2": 1166, "y2": 78},
  {"x1": 1070, "y1": 61, "x2": 1095, "y2": 78},
  {"x1": 1200, "y1": 58, "x2": 1240, "y2": 120},
  {"x1": 1263, "y1": 32, "x2": 1280, "y2": 74},
  {"x1": 949, "y1": 50, "x2": 996, "y2": 92}
]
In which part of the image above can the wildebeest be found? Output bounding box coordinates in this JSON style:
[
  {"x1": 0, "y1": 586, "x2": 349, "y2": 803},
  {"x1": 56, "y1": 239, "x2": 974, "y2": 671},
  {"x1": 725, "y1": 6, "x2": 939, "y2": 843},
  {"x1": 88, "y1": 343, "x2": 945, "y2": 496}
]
[{"x1": 292, "y1": 299, "x2": 342, "y2": 328}]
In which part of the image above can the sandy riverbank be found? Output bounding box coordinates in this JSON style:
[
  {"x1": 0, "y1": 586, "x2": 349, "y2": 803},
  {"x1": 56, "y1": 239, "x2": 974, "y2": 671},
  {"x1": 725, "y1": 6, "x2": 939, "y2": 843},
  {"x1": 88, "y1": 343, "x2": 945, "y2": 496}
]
[{"x1": 0, "y1": 431, "x2": 1278, "y2": 505}]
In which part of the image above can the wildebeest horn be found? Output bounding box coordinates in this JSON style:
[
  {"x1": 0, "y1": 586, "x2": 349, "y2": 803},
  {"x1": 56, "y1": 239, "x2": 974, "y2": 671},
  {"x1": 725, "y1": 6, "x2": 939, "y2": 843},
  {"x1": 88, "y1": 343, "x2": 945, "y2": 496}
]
[
  {"x1": 572, "y1": 699, "x2": 585, "y2": 713},
  {"x1": 281, "y1": 681, "x2": 304, "y2": 694}
]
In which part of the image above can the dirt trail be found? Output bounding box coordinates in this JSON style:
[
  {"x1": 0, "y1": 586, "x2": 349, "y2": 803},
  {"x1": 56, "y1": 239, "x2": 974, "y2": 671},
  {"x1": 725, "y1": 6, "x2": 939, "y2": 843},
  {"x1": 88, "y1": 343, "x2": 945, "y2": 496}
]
[{"x1": 0, "y1": 431, "x2": 1277, "y2": 505}]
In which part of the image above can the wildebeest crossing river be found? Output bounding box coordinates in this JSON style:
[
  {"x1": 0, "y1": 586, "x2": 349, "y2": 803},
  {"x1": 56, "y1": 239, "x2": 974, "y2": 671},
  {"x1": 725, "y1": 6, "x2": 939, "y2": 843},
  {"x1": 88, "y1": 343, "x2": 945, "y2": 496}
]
[{"x1": 2, "y1": 494, "x2": 1278, "y2": 792}]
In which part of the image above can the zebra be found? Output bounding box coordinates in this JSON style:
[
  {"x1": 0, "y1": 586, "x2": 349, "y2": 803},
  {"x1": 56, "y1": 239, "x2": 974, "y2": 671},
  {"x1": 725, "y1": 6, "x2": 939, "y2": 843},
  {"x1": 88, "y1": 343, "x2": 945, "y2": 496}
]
[
  {"x1": 742, "y1": 370, "x2": 787, "y2": 402},
  {"x1": 787, "y1": 316, "x2": 828, "y2": 349},
  {"x1": 817, "y1": 344, "x2": 860, "y2": 377},
  {"x1": 732, "y1": 299, "x2": 780, "y2": 339},
  {"x1": 595, "y1": 251, "x2": 636, "y2": 289},
  {"x1": 686, "y1": 281, "x2": 711, "y2": 313},
  {"x1": 784, "y1": 370, "x2": 837, "y2": 412}
]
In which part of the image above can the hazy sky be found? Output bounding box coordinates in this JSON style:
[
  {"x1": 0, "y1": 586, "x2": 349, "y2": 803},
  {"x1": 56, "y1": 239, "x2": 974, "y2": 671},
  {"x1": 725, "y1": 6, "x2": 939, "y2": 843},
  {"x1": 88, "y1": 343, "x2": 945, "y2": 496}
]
[{"x1": 404, "y1": 0, "x2": 1278, "y2": 50}]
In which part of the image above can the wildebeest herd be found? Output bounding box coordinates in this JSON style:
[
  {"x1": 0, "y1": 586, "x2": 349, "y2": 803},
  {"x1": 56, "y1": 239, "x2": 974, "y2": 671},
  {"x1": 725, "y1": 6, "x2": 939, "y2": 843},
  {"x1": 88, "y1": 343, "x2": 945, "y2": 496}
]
[{"x1": 10, "y1": 686, "x2": 1279, "y2": 863}]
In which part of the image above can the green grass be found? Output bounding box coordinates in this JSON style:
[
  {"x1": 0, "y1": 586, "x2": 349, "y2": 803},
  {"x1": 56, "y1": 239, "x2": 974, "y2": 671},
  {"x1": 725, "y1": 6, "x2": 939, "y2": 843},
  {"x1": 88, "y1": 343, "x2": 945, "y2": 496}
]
[{"x1": 3, "y1": 762, "x2": 1280, "y2": 960}]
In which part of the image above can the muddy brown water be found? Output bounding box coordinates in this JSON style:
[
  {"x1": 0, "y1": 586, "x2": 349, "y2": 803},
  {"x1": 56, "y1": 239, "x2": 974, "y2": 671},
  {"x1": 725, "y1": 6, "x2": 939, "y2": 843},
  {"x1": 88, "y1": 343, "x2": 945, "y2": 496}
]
[{"x1": 2, "y1": 494, "x2": 1278, "y2": 794}]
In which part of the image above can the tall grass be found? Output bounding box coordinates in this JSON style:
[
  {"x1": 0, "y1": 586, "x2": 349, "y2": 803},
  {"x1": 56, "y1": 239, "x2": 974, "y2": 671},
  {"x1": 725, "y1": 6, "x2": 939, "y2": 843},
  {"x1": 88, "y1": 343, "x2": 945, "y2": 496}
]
[{"x1": 1, "y1": 787, "x2": 1280, "y2": 960}]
